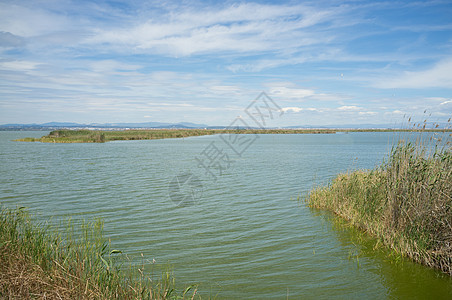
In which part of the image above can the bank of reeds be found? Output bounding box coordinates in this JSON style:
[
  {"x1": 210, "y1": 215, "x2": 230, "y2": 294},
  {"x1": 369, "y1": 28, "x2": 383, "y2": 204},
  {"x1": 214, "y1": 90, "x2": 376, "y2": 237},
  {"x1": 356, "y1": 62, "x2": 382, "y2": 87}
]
[
  {"x1": 0, "y1": 207, "x2": 198, "y2": 299},
  {"x1": 16, "y1": 128, "x2": 452, "y2": 144},
  {"x1": 15, "y1": 129, "x2": 337, "y2": 143},
  {"x1": 306, "y1": 129, "x2": 452, "y2": 276}
]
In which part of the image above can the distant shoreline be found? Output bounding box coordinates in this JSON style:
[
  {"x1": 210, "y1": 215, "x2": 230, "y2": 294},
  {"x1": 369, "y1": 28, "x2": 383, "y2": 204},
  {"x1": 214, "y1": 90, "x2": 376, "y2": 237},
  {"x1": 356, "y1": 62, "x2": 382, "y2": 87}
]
[
  {"x1": 13, "y1": 128, "x2": 452, "y2": 143},
  {"x1": 14, "y1": 128, "x2": 336, "y2": 143}
]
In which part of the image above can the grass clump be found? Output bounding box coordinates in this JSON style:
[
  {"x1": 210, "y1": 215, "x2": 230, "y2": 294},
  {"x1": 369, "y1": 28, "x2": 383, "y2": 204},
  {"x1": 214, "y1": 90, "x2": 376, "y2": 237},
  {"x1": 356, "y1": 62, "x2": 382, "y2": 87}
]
[
  {"x1": 0, "y1": 207, "x2": 198, "y2": 299},
  {"x1": 306, "y1": 131, "x2": 452, "y2": 276}
]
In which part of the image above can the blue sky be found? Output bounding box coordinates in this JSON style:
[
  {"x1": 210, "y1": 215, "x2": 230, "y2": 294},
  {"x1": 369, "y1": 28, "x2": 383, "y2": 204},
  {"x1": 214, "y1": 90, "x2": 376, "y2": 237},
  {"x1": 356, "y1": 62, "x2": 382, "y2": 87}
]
[{"x1": 0, "y1": 0, "x2": 451, "y2": 126}]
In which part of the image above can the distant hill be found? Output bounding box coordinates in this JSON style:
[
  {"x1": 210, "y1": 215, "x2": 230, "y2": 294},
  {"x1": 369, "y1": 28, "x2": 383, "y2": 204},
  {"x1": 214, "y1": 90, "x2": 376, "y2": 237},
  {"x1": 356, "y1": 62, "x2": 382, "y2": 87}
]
[
  {"x1": 0, "y1": 121, "x2": 209, "y2": 130},
  {"x1": 285, "y1": 123, "x2": 398, "y2": 129},
  {"x1": 286, "y1": 122, "x2": 450, "y2": 129},
  {"x1": 0, "y1": 121, "x2": 449, "y2": 130},
  {"x1": 41, "y1": 122, "x2": 84, "y2": 127}
]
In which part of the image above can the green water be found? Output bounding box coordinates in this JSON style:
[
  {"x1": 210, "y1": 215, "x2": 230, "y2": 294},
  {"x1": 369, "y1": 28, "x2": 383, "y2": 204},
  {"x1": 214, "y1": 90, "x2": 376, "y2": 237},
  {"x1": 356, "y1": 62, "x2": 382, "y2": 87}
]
[{"x1": 1, "y1": 131, "x2": 451, "y2": 299}]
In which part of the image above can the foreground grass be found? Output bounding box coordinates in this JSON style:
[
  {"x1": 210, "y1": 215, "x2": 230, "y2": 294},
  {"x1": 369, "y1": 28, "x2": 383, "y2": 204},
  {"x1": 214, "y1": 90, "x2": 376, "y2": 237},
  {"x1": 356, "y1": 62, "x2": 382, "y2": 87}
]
[
  {"x1": 15, "y1": 129, "x2": 338, "y2": 143},
  {"x1": 306, "y1": 132, "x2": 452, "y2": 276},
  {"x1": 0, "y1": 207, "x2": 198, "y2": 299}
]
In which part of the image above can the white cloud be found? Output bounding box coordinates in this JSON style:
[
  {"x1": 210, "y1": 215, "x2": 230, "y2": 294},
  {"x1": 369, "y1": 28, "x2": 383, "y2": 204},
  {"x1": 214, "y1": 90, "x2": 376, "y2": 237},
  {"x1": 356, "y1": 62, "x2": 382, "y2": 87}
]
[
  {"x1": 438, "y1": 99, "x2": 452, "y2": 113},
  {"x1": 0, "y1": 60, "x2": 41, "y2": 71},
  {"x1": 373, "y1": 57, "x2": 452, "y2": 89},
  {"x1": 337, "y1": 105, "x2": 361, "y2": 111},
  {"x1": 282, "y1": 107, "x2": 303, "y2": 113},
  {"x1": 1, "y1": 1, "x2": 451, "y2": 126},
  {"x1": 0, "y1": 31, "x2": 25, "y2": 47},
  {"x1": 0, "y1": 3, "x2": 72, "y2": 37},
  {"x1": 358, "y1": 111, "x2": 377, "y2": 116},
  {"x1": 335, "y1": 106, "x2": 377, "y2": 116},
  {"x1": 84, "y1": 3, "x2": 338, "y2": 56},
  {"x1": 269, "y1": 86, "x2": 315, "y2": 100},
  {"x1": 282, "y1": 107, "x2": 320, "y2": 113},
  {"x1": 392, "y1": 110, "x2": 405, "y2": 115},
  {"x1": 210, "y1": 85, "x2": 240, "y2": 92},
  {"x1": 265, "y1": 82, "x2": 350, "y2": 104},
  {"x1": 227, "y1": 57, "x2": 309, "y2": 73},
  {"x1": 90, "y1": 60, "x2": 141, "y2": 73}
]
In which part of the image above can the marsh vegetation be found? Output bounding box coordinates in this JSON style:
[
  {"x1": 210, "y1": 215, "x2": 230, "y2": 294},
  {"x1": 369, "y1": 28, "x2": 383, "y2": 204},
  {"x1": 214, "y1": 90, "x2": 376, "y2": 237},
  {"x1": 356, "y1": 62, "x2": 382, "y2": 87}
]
[
  {"x1": 15, "y1": 128, "x2": 451, "y2": 144},
  {"x1": 0, "y1": 207, "x2": 198, "y2": 299},
  {"x1": 15, "y1": 129, "x2": 339, "y2": 143},
  {"x1": 306, "y1": 129, "x2": 452, "y2": 276}
]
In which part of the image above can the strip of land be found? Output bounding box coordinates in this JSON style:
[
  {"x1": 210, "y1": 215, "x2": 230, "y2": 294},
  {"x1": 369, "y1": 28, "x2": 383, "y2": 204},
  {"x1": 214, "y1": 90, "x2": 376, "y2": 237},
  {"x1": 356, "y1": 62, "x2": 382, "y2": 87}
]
[
  {"x1": 14, "y1": 128, "x2": 451, "y2": 143},
  {"x1": 15, "y1": 129, "x2": 336, "y2": 143}
]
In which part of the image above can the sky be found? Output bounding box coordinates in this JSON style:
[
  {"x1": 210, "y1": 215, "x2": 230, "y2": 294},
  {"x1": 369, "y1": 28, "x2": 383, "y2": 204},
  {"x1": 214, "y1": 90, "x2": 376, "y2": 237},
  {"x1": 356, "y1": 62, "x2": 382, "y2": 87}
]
[{"x1": 0, "y1": 0, "x2": 451, "y2": 127}]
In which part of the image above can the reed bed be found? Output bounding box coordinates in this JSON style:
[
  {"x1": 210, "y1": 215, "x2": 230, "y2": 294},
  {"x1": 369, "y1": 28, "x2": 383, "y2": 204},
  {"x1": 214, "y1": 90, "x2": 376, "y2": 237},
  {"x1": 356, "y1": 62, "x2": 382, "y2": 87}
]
[
  {"x1": 306, "y1": 127, "x2": 452, "y2": 275},
  {"x1": 15, "y1": 128, "x2": 337, "y2": 143},
  {"x1": 15, "y1": 128, "x2": 451, "y2": 144},
  {"x1": 0, "y1": 207, "x2": 198, "y2": 299}
]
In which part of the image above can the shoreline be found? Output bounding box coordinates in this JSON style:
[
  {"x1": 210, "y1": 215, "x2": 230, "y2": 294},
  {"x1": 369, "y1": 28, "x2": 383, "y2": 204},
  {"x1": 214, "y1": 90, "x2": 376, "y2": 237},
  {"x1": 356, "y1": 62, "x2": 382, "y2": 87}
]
[
  {"x1": 14, "y1": 128, "x2": 336, "y2": 143},
  {"x1": 13, "y1": 128, "x2": 452, "y2": 143}
]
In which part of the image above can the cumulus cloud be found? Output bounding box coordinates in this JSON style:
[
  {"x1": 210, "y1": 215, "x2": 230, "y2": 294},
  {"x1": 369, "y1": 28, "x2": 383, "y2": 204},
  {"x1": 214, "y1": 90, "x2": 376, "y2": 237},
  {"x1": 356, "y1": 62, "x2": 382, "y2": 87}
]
[
  {"x1": 358, "y1": 111, "x2": 377, "y2": 116},
  {"x1": 392, "y1": 110, "x2": 405, "y2": 115},
  {"x1": 337, "y1": 105, "x2": 361, "y2": 111},
  {"x1": 282, "y1": 107, "x2": 303, "y2": 113},
  {"x1": 282, "y1": 107, "x2": 320, "y2": 113}
]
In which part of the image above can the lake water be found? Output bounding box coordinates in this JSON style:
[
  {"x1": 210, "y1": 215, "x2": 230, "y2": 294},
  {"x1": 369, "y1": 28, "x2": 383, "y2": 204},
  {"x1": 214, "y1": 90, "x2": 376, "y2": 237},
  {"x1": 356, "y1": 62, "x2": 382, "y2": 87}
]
[{"x1": 1, "y1": 131, "x2": 451, "y2": 299}]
